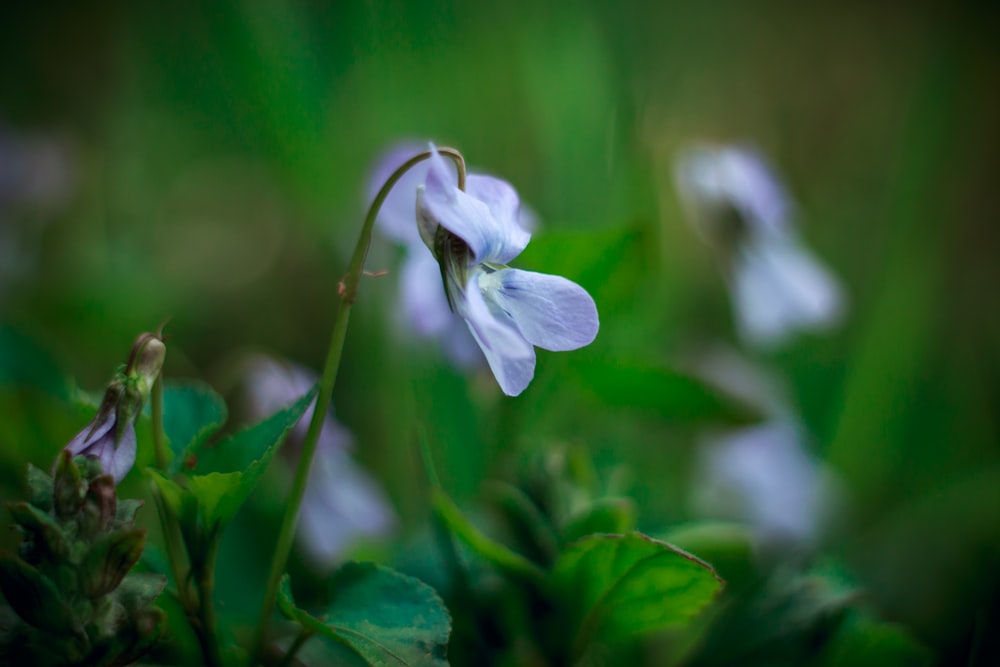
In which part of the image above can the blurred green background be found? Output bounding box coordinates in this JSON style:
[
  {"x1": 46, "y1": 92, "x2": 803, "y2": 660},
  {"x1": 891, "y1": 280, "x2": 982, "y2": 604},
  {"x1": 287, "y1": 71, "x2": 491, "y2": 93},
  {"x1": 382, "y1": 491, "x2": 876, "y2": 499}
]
[{"x1": 1, "y1": 1, "x2": 998, "y2": 663}]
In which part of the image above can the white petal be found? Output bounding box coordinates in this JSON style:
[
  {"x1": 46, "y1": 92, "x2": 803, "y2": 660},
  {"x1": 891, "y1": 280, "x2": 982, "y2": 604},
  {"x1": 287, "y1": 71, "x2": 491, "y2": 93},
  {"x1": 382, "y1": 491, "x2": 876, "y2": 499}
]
[
  {"x1": 457, "y1": 279, "x2": 535, "y2": 396},
  {"x1": 732, "y1": 236, "x2": 844, "y2": 347},
  {"x1": 420, "y1": 149, "x2": 530, "y2": 265},
  {"x1": 478, "y1": 268, "x2": 599, "y2": 352}
]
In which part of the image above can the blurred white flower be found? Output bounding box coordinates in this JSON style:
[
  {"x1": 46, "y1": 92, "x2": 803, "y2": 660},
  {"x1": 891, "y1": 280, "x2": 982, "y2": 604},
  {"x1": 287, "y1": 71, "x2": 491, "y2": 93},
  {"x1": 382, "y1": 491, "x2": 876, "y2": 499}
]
[
  {"x1": 689, "y1": 346, "x2": 841, "y2": 551},
  {"x1": 241, "y1": 354, "x2": 395, "y2": 568},
  {"x1": 673, "y1": 143, "x2": 845, "y2": 348}
]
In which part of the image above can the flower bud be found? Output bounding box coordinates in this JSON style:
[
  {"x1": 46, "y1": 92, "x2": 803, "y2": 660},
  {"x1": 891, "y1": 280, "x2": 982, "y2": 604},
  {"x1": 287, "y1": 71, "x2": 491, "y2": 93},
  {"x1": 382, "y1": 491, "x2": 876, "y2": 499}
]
[
  {"x1": 26, "y1": 464, "x2": 53, "y2": 511},
  {"x1": 53, "y1": 450, "x2": 87, "y2": 520},
  {"x1": 78, "y1": 474, "x2": 117, "y2": 538},
  {"x1": 7, "y1": 502, "x2": 69, "y2": 563},
  {"x1": 134, "y1": 336, "x2": 166, "y2": 387}
]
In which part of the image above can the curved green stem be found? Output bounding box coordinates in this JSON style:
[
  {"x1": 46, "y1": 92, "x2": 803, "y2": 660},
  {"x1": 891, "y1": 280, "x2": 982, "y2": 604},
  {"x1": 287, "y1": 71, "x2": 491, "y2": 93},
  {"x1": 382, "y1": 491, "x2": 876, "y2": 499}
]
[{"x1": 249, "y1": 146, "x2": 466, "y2": 665}]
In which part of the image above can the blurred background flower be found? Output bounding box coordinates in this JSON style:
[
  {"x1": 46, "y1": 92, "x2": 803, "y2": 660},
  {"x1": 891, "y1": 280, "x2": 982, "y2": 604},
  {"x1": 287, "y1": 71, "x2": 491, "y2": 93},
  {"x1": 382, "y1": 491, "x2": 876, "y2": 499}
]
[
  {"x1": 674, "y1": 143, "x2": 845, "y2": 348},
  {"x1": 238, "y1": 354, "x2": 395, "y2": 570},
  {"x1": 689, "y1": 344, "x2": 842, "y2": 555}
]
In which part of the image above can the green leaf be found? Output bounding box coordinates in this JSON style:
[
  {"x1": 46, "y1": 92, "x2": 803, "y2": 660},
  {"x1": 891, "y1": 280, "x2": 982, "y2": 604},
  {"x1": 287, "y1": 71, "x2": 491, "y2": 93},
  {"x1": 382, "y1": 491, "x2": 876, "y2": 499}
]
[
  {"x1": 148, "y1": 387, "x2": 316, "y2": 544},
  {"x1": 550, "y1": 532, "x2": 723, "y2": 656},
  {"x1": 146, "y1": 470, "x2": 200, "y2": 550},
  {"x1": 432, "y1": 488, "x2": 545, "y2": 584},
  {"x1": 186, "y1": 471, "x2": 245, "y2": 527},
  {"x1": 483, "y1": 480, "x2": 559, "y2": 567},
  {"x1": 190, "y1": 384, "x2": 316, "y2": 475},
  {"x1": 163, "y1": 381, "x2": 228, "y2": 474},
  {"x1": 572, "y1": 360, "x2": 760, "y2": 426},
  {"x1": 560, "y1": 497, "x2": 638, "y2": 547},
  {"x1": 278, "y1": 563, "x2": 451, "y2": 666},
  {"x1": 659, "y1": 521, "x2": 756, "y2": 591}
]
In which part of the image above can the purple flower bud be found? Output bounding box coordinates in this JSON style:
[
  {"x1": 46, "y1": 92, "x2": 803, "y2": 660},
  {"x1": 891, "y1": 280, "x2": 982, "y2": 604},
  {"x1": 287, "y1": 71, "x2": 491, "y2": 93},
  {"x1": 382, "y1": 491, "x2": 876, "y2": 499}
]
[
  {"x1": 62, "y1": 333, "x2": 166, "y2": 484},
  {"x1": 63, "y1": 382, "x2": 138, "y2": 484}
]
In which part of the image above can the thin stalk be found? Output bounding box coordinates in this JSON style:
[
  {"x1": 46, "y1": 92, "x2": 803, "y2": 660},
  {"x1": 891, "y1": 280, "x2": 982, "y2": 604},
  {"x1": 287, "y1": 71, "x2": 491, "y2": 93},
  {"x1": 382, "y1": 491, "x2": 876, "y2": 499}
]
[
  {"x1": 194, "y1": 530, "x2": 224, "y2": 667},
  {"x1": 249, "y1": 147, "x2": 466, "y2": 665},
  {"x1": 276, "y1": 628, "x2": 314, "y2": 667}
]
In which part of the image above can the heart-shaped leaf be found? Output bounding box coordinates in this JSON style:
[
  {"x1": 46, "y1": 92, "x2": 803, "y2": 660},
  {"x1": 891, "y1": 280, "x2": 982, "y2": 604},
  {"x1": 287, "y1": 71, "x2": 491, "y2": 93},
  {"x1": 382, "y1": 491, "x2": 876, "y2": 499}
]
[
  {"x1": 550, "y1": 532, "x2": 723, "y2": 656},
  {"x1": 278, "y1": 563, "x2": 451, "y2": 666}
]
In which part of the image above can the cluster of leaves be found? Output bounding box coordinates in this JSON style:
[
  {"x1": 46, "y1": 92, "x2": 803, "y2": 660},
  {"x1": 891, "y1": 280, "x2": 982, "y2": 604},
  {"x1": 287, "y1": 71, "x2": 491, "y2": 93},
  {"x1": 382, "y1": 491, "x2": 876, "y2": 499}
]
[
  {"x1": 406, "y1": 446, "x2": 933, "y2": 667},
  {"x1": 148, "y1": 381, "x2": 452, "y2": 666},
  {"x1": 0, "y1": 453, "x2": 165, "y2": 666}
]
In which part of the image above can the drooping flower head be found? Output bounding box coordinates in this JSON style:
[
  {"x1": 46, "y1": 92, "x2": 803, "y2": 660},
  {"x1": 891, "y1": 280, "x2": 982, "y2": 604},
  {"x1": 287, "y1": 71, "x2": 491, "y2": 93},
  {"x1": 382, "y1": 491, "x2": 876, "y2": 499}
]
[
  {"x1": 408, "y1": 145, "x2": 599, "y2": 396},
  {"x1": 63, "y1": 333, "x2": 166, "y2": 483},
  {"x1": 673, "y1": 143, "x2": 845, "y2": 348},
  {"x1": 240, "y1": 354, "x2": 395, "y2": 567}
]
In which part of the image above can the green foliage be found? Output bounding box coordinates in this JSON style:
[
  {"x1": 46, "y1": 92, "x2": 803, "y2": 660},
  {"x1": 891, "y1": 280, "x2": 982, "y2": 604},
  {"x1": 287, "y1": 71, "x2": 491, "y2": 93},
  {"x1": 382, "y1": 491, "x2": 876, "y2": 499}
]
[
  {"x1": 431, "y1": 488, "x2": 545, "y2": 584},
  {"x1": 683, "y1": 573, "x2": 852, "y2": 667},
  {"x1": 148, "y1": 384, "x2": 316, "y2": 542},
  {"x1": 550, "y1": 532, "x2": 723, "y2": 656},
  {"x1": 161, "y1": 381, "x2": 228, "y2": 474},
  {"x1": 560, "y1": 497, "x2": 638, "y2": 547},
  {"x1": 572, "y1": 360, "x2": 760, "y2": 426},
  {"x1": 277, "y1": 564, "x2": 451, "y2": 667},
  {"x1": 0, "y1": 455, "x2": 166, "y2": 666}
]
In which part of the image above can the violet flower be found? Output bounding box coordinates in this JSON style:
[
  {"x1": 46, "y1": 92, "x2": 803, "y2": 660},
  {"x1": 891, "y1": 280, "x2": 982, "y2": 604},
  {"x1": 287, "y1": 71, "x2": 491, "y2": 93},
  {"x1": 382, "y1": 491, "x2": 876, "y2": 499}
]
[
  {"x1": 64, "y1": 335, "x2": 166, "y2": 483},
  {"x1": 241, "y1": 355, "x2": 395, "y2": 567},
  {"x1": 673, "y1": 143, "x2": 845, "y2": 348},
  {"x1": 381, "y1": 145, "x2": 598, "y2": 396}
]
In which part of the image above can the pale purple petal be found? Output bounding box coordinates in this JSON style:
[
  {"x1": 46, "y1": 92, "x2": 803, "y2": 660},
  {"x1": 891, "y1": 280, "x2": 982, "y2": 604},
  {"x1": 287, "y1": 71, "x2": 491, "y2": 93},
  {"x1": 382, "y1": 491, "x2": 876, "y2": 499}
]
[
  {"x1": 719, "y1": 147, "x2": 790, "y2": 234},
  {"x1": 65, "y1": 410, "x2": 116, "y2": 456},
  {"x1": 457, "y1": 278, "x2": 535, "y2": 396},
  {"x1": 369, "y1": 142, "x2": 429, "y2": 247},
  {"x1": 400, "y1": 249, "x2": 454, "y2": 337},
  {"x1": 693, "y1": 421, "x2": 837, "y2": 545},
  {"x1": 242, "y1": 355, "x2": 351, "y2": 451},
  {"x1": 478, "y1": 268, "x2": 599, "y2": 351},
  {"x1": 732, "y1": 236, "x2": 845, "y2": 347},
  {"x1": 674, "y1": 143, "x2": 791, "y2": 236},
  {"x1": 420, "y1": 149, "x2": 530, "y2": 265},
  {"x1": 105, "y1": 426, "x2": 137, "y2": 483},
  {"x1": 465, "y1": 174, "x2": 525, "y2": 238},
  {"x1": 297, "y1": 445, "x2": 395, "y2": 567}
]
